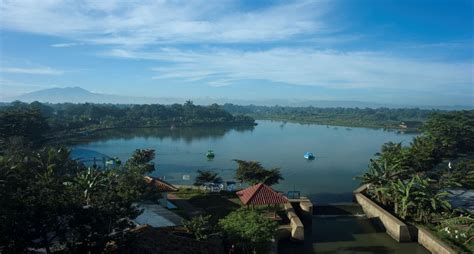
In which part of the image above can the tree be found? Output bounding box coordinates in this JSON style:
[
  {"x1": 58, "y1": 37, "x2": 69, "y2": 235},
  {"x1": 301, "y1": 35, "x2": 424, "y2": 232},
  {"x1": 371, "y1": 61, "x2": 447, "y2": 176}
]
[
  {"x1": 0, "y1": 147, "x2": 160, "y2": 253},
  {"x1": 408, "y1": 136, "x2": 441, "y2": 172},
  {"x1": 194, "y1": 170, "x2": 222, "y2": 186},
  {"x1": 183, "y1": 215, "x2": 214, "y2": 240},
  {"x1": 218, "y1": 209, "x2": 278, "y2": 253},
  {"x1": 423, "y1": 111, "x2": 474, "y2": 156},
  {"x1": 234, "y1": 160, "x2": 283, "y2": 186},
  {"x1": 0, "y1": 108, "x2": 49, "y2": 149},
  {"x1": 0, "y1": 147, "x2": 83, "y2": 253},
  {"x1": 125, "y1": 148, "x2": 156, "y2": 174}
]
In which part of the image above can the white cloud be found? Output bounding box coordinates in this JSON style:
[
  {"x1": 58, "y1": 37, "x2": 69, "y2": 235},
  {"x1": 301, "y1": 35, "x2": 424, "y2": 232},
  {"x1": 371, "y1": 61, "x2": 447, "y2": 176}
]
[
  {"x1": 106, "y1": 47, "x2": 473, "y2": 92},
  {"x1": 0, "y1": 0, "x2": 329, "y2": 46},
  {"x1": 0, "y1": 67, "x2": 63, "y2": 75},
  {"x1": 51, "y1": 42, "x2": 82, "y2": 48}
]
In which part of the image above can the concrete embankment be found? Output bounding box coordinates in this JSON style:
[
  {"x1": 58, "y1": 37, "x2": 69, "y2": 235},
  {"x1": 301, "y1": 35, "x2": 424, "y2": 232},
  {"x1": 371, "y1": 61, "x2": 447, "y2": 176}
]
[{"x1": 354, "y1": 185, "x2": 458, "y2": 253}]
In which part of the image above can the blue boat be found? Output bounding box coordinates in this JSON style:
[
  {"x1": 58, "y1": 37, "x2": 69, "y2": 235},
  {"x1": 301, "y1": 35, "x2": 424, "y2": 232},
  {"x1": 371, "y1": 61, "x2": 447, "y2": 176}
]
[{"x1": 304, "y1": 152, "x2": 315, "y2": 160}]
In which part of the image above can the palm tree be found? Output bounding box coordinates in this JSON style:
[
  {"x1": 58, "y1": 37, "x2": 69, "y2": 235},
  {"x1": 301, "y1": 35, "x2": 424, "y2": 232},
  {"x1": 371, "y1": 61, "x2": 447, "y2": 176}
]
[
  {"x1": 194, "y1": 170, "x2": 222, "y2": 186},
  {"x1": 74, "y1": 167, "x2": 107, "y2": 206}
]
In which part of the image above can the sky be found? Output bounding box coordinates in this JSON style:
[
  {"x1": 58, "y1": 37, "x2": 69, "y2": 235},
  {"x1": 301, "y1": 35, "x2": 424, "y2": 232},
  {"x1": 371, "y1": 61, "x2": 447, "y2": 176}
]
[{"x1": 0, "y1": 0, "x2": 473, "y2": 106}]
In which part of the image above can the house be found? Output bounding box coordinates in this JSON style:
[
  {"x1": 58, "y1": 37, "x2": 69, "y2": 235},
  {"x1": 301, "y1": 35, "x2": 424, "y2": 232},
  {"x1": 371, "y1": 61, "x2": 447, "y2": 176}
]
[{"x1": 144, "y1": 176, "x2": 178, "y2": 208}]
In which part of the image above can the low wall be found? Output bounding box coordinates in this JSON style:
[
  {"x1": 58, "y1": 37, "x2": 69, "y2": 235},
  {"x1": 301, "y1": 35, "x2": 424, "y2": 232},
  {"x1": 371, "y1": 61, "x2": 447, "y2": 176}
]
[
  {"x1": 354, "y1": 186, "x2": 459, "y2": 252},
  {"x1": 417, "y1": 226, "x2": 457, "y2": 254},
  {"x1": 288, "y1": 197, "x2": 313, "y2": 221},
  {"x1": 283, "y1": 203, "x2": 305, "y2": 241},
  {"x1": 354, "y1": 191, "x2": 413, "y2": 242}
]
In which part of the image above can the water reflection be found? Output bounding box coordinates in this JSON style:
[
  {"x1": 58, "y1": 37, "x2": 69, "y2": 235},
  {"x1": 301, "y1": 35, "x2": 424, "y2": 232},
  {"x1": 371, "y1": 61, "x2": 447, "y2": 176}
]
[
  {"x1": 71, "y1": 120, "x2": 417, "y2": 204},
  {"x1": 67, "y1": 125, "x2": 255, "y2": 145}
]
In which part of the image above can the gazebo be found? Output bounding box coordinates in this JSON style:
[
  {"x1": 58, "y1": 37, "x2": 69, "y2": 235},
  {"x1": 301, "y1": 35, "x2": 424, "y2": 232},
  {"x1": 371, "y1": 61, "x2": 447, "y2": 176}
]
[{"x1": 236, "y1": 183, "x2": 288, "y2": 217}]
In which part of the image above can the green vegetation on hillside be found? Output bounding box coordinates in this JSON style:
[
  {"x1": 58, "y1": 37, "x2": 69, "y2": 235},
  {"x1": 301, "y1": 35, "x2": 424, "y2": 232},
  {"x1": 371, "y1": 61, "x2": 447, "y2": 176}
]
[{"x1": 223, "y1": 104, "x2": 435, "y2": 129}]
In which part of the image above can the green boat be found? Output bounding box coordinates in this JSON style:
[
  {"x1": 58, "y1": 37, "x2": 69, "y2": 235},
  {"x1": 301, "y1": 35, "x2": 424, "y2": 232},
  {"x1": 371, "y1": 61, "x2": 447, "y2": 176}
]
[{"x1": 206, "y1": 150, "x2": 215, "y2": 158}]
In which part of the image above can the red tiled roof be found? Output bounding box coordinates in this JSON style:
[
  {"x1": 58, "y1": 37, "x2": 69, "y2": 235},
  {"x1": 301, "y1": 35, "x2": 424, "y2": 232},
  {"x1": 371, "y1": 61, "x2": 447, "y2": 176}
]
[
  {"x1": 144, "y1": 176, "x2": 178, "y2": 192},
  {"x1": 236, "y1": 183, "x2": 288, "y2": 205}
]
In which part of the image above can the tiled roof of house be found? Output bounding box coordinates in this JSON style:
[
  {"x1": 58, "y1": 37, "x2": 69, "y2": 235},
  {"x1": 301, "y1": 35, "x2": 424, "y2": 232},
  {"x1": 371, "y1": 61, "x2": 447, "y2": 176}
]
[
  {"x1": 236, "y1": 183, "x2": 288, "y2": 205},
  {"x1": 144, "y1": 176, "x2": 178, "y2": 192}
]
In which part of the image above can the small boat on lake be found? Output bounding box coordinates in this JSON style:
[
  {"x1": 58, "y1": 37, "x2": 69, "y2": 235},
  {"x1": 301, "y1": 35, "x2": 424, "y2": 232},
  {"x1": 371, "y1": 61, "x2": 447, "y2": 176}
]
[
  {"x1": 304, "y1": 152, "x2": 315, "y2": 160},
  {"x1": 206, "y1": 150, "x2": 215, "y2": 158}
]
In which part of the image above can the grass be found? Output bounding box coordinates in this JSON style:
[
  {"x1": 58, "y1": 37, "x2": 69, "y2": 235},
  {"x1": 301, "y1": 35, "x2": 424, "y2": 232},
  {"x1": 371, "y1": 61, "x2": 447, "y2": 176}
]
[
  {"x1": 187, "y1": 191, "x2": 242, "y2": 222},
  {"x1": 173, "y1": 188, "x2": 288, "y2": 225},
  {"x1": 173, "y1": 187, "x2": 205, "y2": 199}
]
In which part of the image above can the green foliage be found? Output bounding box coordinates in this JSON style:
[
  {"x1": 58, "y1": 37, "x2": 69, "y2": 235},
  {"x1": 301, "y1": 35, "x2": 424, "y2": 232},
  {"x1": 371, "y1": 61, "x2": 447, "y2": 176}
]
[
  {"x1": 423, "y1": 111, "x2": 474, "y2": 156},
  {"x1": 125, "y1": 148, "x2": 156, "y2": 174},
  {"x1": 223, "y1": 104, "x2": 433, "y2": 129},
  {"x1": 218, "y1": 208, "x2": 278, "y2": 254},
  {"x1": 194, "y1": 170, "x2": 222, "y2": 186},
  {"x1": 234, "y1": 159, "x2": 283, "y2": 186},
  {"x1": 387, "y1": 176, "x2": 451, "y2": 223},
  {"x1": 183, "y1": 215, "x2": 214, "y2": 240},
  {"x1": 0, "y1": 108, "x2": 49, "y2": 149},
  {"x1": 438, "y1": 215, "x2": 474, "y2": 253},
  {"x1": 357, "y1": 111, "x2": 473, "y2": 252},
  {"x1": 447, "y1": 159, "x2": 474, "y2": 189},
  {"x1": 0, "y1": 147, "x2": 159, "y2": 253},
  {"x1": 0, "y1": 102, "x2": 255, "y2": 143}
]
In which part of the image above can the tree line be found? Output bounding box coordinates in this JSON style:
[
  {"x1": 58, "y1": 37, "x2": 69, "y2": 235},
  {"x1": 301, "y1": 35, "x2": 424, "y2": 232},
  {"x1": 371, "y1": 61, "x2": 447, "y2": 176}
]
[
  {"x1": 0, "y1": 101, "x2": 255, "y2": 149},
  {"x1": 222, "y1": 103, "x2": 437, "y2": 129}
]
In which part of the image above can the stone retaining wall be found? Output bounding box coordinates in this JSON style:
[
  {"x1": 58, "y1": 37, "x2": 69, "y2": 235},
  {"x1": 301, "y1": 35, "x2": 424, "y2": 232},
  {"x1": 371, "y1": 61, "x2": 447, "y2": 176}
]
[
  {"x1": 283, "y1": 203, "x2": 305, "y2": 241},
  {"x1": 354, "y1": 185, "x2": 459, "y2": 253},
  {"x1": 354, "y1": 189, "x2": 413, "y2": 242}
]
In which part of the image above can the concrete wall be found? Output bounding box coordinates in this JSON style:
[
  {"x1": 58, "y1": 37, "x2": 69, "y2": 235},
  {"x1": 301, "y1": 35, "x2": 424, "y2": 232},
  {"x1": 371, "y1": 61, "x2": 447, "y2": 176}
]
[
  {"x1": 298, "y1": 197, "x2": 313, "y2": 220},
  {"x1": 354, "y1": 192, "x2": 413, "y2": 242},
  {"x1": 417, "y1": 227, "x2": 457, "y2": 254},
  {"x1": 354, "y1": 185, "x2": 459, "y2": 252},
  {"x1": 283, "y1": 203, "x2": 305, "y2": 241}
]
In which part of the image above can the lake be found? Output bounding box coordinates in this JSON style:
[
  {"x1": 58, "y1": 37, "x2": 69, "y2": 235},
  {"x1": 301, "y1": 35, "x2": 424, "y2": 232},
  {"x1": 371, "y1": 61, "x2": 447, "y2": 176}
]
[{"x1": 71, "y1": 120, "x2": 417, "y2": 204}]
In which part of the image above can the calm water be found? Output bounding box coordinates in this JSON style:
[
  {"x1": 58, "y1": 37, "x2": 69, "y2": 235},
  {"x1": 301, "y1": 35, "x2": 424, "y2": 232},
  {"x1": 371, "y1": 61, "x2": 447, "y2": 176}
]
[{"x1": 71, "y1": 120, "x2": 416, "y2": 204}]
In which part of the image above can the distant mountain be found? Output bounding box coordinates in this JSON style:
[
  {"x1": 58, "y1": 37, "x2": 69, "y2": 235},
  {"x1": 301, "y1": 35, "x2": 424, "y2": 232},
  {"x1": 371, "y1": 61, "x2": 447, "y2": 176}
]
[
  {"x1": 7, "y1": 87, "x2": 171, "y2": 104},
  {"x1": 5, "y1": 87, "x2": 473, "y2": 110}
]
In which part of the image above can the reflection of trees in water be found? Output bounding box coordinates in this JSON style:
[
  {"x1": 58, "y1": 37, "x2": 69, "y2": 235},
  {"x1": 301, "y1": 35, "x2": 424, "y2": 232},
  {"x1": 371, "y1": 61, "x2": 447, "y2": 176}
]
[{"x1": 68, "y1": 125, "x2": 255, "y2": 145}]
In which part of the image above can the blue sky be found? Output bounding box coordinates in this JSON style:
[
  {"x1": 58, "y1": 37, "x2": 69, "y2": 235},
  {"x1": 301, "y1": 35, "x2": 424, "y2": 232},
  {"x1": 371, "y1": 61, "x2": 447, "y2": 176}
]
[{"x1": 0, "y1": 0, "x2": 472, "y2": 106}]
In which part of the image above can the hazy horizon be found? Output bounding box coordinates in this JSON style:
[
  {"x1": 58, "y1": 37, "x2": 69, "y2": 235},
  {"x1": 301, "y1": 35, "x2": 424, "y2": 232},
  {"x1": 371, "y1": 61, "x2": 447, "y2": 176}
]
[{"x1": 1, "y1": 0, "x2": 473, "y2": 106}]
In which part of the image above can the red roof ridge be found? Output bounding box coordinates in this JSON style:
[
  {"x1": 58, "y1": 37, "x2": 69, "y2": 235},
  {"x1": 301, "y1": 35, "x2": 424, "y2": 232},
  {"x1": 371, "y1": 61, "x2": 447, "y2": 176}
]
[
  {"x1": 144, "y1": 176, "x2": 178, "y2": 192},
  {"x1": 237, "y1": 183, "x2": 287, "y2": 205}
]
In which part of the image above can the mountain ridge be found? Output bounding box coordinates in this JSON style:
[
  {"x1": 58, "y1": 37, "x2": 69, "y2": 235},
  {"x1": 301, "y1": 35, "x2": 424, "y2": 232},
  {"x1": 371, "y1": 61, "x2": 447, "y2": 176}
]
[{"x1": 3, "y1": 87, "x2": 472, "y2": 110}]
